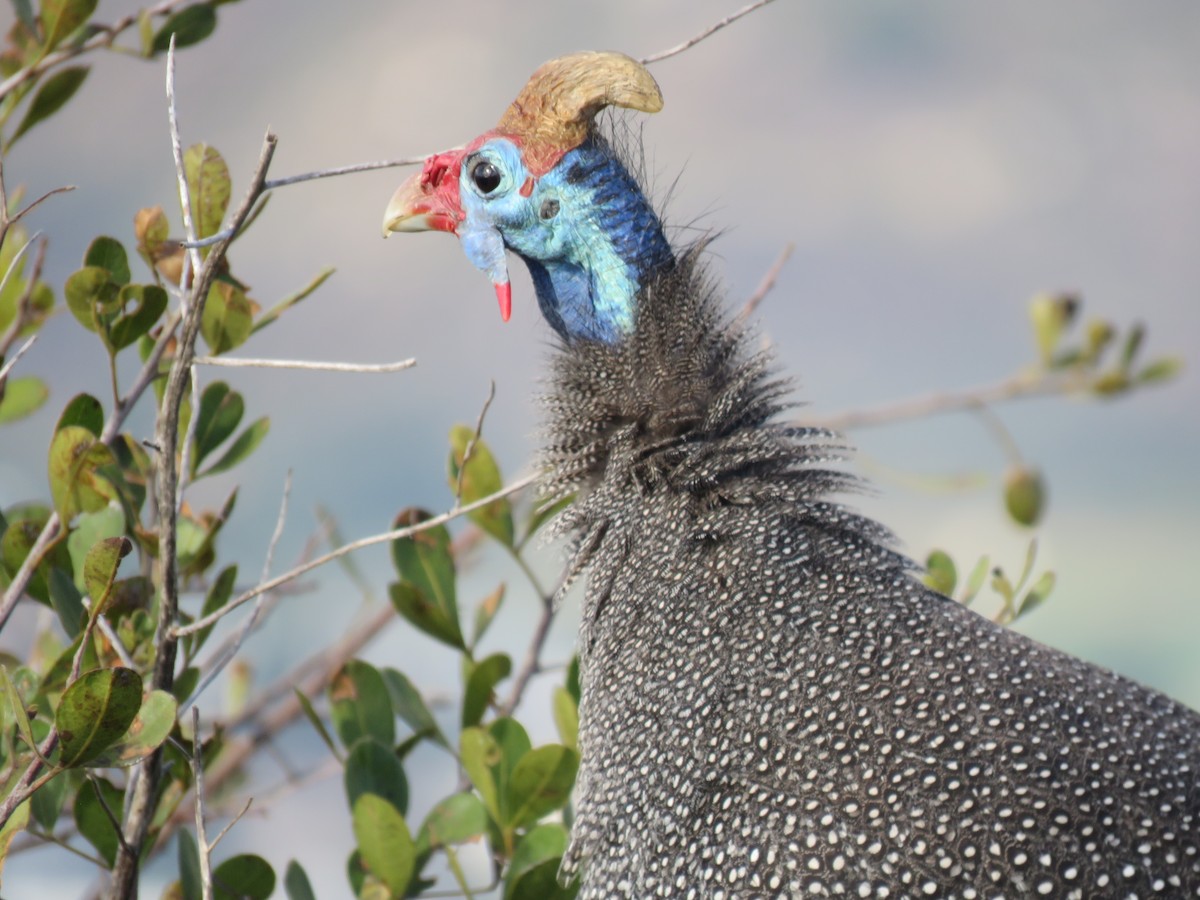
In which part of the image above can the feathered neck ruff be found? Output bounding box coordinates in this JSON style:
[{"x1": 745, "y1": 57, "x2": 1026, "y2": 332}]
[{"x1": 538, "y1": 247, "x2": 909, "y2": 604}]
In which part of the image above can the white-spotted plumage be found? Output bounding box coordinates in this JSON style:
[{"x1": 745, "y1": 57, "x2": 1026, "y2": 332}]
[{"x1": 541, "y1": 250, "x2": 1200, "y2": 898}]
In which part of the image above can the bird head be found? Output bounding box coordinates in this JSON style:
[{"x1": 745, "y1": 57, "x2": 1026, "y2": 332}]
[{"x1": 382, "y1": 51, "x2": 674, "y2": 343}]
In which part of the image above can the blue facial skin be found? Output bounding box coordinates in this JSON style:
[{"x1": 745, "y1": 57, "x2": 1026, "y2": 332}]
[{"x1": 456, "y1": 136, "x2": 674, "y2": 344}]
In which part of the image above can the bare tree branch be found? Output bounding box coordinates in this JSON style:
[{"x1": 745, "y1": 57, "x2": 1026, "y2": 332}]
[
  {"x1": 800, "y1": 369, "x2": 1098, "y2": 433},
  {"x1": 172, "y1": 472, "x2": 539, "y2": 640},
  {"x1": 184, "y1": 471, "x2": 293, "y2": 711},
  {"x1": 191, "y1": 709, "x2": 215, "y2": 900},
  {"x1": 454, "y1": 380, "x2": 497, "y2": 507},
  {"x1": 737, "y1": 242, "x2": 795, "y2": 324},
  {"x1": 641, "y1": 0, "x2": 779, "y2": 64},
  {"x1": 193, "y1": 355, "x2": 416, "y2": 373}
]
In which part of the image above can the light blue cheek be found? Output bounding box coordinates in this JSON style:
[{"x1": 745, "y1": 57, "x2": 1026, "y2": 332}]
[{"x1": 459, "y1": 218, "x2": 509, "y2": 287}]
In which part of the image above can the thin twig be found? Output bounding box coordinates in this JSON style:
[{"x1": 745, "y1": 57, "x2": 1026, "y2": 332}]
[
  {"x1": 176, "y1": 362, "x2": 201, "y2": 506},
  {"x1": 0, "y1": 229, "x2": 41, "y2": 304},
  {"x1": 153, "y1": 601, "x2": 399, "y2": 850},
  {"x1": 262, "y1": 157, "x2": 427, "y2": 191},
  {"x1": 738, "y1": 242, "x2": 794, "y2": 323},
  {"x1": 180, "y1": 156, "x2": 430, "y2": 249},
  {"x1": 193, "y1": 356, "x2": 416, "y2": 373},
  {"x1": 191, "y1": 709, "x2": 215, "y2": 900},
  {"x1": 185, "y1": 470, "x2": 293, "y2": 711},
  {"x1": 173, "y1": 472, "x2": 538, "y2": 639},
  {"x1": 640, "y1": 0, "x2": 779, "y2": 64},
  {"x1": 166, "y1": 39, "x2": 203, "y2": 300},
  {"x1": 801, "y1": 369, "x2": 1095, "y2": 433},
  {"x1": 498, "y1": 597, "x2": 556, "y2": 719},
  {"x1": 454, "y1": 380, "x2": 497, "y2": 507},
  {"x1": 209, "y1": 796, "x2": 253, "y2": 853},
  {"x1": 0, "y1": 333, "x2": 36, "y2": 385},
  {"x1": 4, "y1": 185, "x2": 77, "y2": 230},
  {"x1": 0, "y1": 233, "x2": 48, "y2": 364}
]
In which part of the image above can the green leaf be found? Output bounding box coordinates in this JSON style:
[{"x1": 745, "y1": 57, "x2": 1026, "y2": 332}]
[
  {"x1": 352, "y1": 793, "x2": 414, "y2": 898},
  {"x1": 55, "y1": 666, "x2": 142, "y2": 767},
  {"x1": 197, "y1": 416, "x2": 268, "y2": 478},
  {"x1": 521, "y1": 495, "x2": 573, "y2": 548},
  {"x1": 1028, "y1": 292, "x2": 1078, "y2": 365},
  {"x1": 1003, "y1": 467, "x2": 1045, "y2": 528},
  {"x1": 178, "y1": 829, "x2": 202, "y2": 900},
  {"x1": 505, "y1": 744, "x2": 579, "y2": 828},
  {"x1": 923, "y1": 549, "x2": 957, "y2": 597},
  {"x1": 66, "y1": 503, "x2": 125, "y2": 594},
  {"x1": 48, "y1": 566, "x2": 85, "y2": 637},
  {"x1": 86, "y1": 689, "x2": 177, "y2": 767},
  {"x1": 107, "y1": 284, "x2": 167, "y2": 351},
  {"x1": 191, "y1": 381, "x2": 243, "y2": 474},
  {"x1": 417, "y1": 793, "x2": 489, "y2": 853},
  {"x1": 200, "y1": 281, "x2": 253, "y2": 354},
  {"x1": 173, "y1": 666, "x2": 200, "y2": 705},
  {"x1": 329, "y1": 660, "x2": 395, "y2": 749},
  {"x1": 64, "y1": 266, "x2": 117, "y2": 333},
  {"x1": 1136, "y1": 356, "x2": 1183, "y2": 386},
  {"x1": 472, "y1": 584, "x2": 506, "y2": 646},
  {"x1": 39, "y1": 0, "x2": 98, "y2": 54},
  {"x1": 462, "y1": 652, "x2": 511, "y2": 728},
  {"x1": 82, "y1": 536, "x2": 132, "y2": 609},
  {"x1": 504, "y1": 823, "x2": 574, "y2": 900},
  {"x1": 390, "y1": 508, "x2": 462, "y2": 648},
  {"x1": 960, "y1": 555, "x2": 990, "y2": 606},
  {"x1": 1, "y1": 664, "x2": 42, "y2": 764},
  {"x1": 55, "y1": 393, "x2": 104, "y2": 436},
  {"x1": 380, "y1": 667, "x2": 447, "y2": 748},
  {"x1": 9, "y1": 66, "x2": 89, "y2": 146},
  {"x1": 30, "y1": 769, "x2": 70, "y2": 832},
  {"x1": 1017, "y1": 571, "x2": 1057, "y2": 620},
  {"x1": 294, "y1": 689, "x2": 340, "y2": 761},
  {"x1": 190, "y1": 564, "x2": 236, "y2": 654},
  {"x1": 344, "y1": 737, "x2": 408, "y2": 816},
  {"x1": 389, "y1": 581, "x2": 464, "y2": 651},
  {"x1": 448, "y1": 425, "x2": 514, "y2": 547},
  {"x1": 212, "y1": 854, "x2": 275, "y2": 900},
  {"x1": 47, "y1": 425, "x2": 117, "y2": 522},
  {"x1": 83, "y1": 236, "x2": 131, "y2": 286},
  {"x1": 1120, "y1": 321, "x2": 1145, "y2": 371},
  {"x1": 182, "y1": 143, "x2": 231, "y2": 239},
  {"x1": 152, "y1": 4, "x2": 218, "y2": 53},
  {"x1": 251, "y1": 266, "x2": 334, "y2": 334},
  {"x1": 283, "y1": 860, "x2": 317, "y2": 900},
  {"x1": 73, "y1": 777, "x2": 123, "y2": 867},
  {"x1": 552, "y1": 686, "x2": 578, "y2": 751},
  {"x1": 459, "y1": 726, "x2": 502, "y2": 822},
  {"x1": 0, "y1": 376, "x2": 49, "y2": 424},
  {"x1": 0, "y1": 799, "x2": 30, "y2": 884},
  {"x1": 1, "y1": 509, "x2": 72, "y2": 604},
  {"x1": 566, "y1": 655, "x2": 581, "y2": 705}
]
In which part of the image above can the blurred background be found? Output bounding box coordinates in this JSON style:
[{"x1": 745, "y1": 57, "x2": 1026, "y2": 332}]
[{"x1": 2, "y1": 0, "x2": 1198, "y2": 895}]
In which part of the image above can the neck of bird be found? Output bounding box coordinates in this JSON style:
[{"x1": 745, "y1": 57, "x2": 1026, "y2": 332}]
[{"x1": 517, "y1": 140, "x2": 674, "y2": 344}]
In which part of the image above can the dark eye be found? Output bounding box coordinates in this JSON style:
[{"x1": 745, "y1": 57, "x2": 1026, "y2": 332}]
[{"x1": 470, "y1": 159, "x2": 502, "y2": 194}]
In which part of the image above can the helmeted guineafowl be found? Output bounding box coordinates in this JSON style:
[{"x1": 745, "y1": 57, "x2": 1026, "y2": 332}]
[{"x1": 383, "y1": 51, "x2": 1200, "y2": 900}]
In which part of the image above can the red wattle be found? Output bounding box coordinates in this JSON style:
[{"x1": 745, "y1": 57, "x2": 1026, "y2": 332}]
[{"x1": 495, "y1": 281, "x2": 512, "y2": 322}]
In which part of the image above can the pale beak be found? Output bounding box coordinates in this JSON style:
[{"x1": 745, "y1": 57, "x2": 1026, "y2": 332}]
[{"x1": 382, "y1": 173, "x2": 460, "y2": 237}]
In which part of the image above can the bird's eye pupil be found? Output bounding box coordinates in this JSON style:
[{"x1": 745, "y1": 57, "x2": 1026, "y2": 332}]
[{"x1": 472, "y1": 161, "x2": 501, "y2": 194}]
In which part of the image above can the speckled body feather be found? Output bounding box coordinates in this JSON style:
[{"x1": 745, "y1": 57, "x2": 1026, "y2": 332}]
[{"x1": 542, "y1": 252, "x2": 1200, "y2": 899}]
